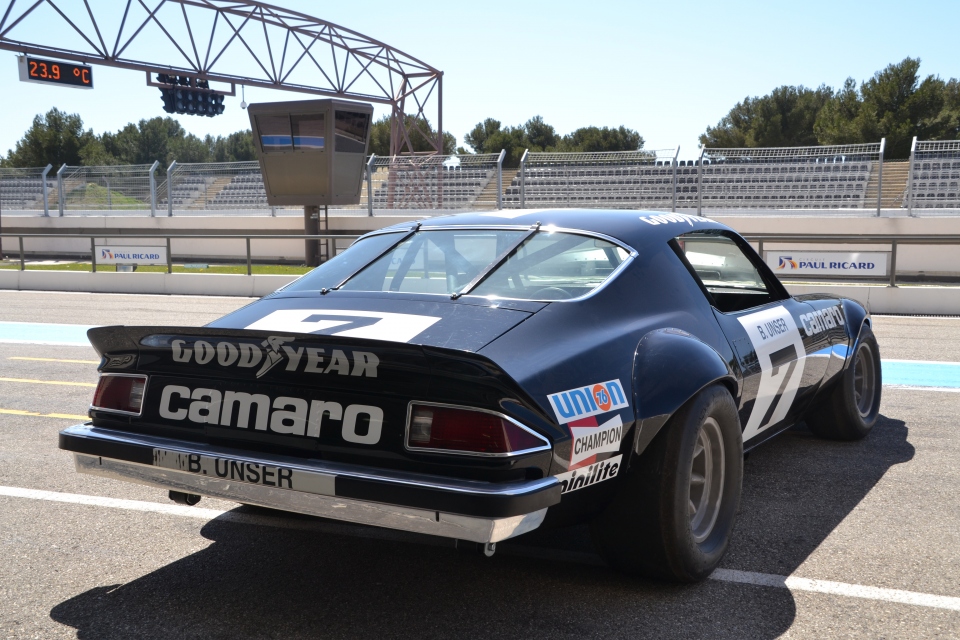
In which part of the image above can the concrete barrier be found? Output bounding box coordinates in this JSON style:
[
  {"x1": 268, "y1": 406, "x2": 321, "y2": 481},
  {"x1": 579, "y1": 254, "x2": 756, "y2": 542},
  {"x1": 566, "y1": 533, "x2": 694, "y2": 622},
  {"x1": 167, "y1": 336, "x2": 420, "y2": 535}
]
[
  {"x1": 1, "y1": 269, "x2": 958, "y2": 314},
  {"x1": 784, "y1": 283, "x2": 960, "y2": 315},
  {"x1": 0, "y1": 270, "x2": 298, "y2": 297}
]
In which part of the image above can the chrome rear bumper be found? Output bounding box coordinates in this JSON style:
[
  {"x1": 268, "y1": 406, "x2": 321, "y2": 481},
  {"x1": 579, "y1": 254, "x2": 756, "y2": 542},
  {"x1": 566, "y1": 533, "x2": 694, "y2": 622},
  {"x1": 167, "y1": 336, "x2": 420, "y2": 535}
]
[{"x1": 61, "y1": 425, "x2": 559, "y2": 543}]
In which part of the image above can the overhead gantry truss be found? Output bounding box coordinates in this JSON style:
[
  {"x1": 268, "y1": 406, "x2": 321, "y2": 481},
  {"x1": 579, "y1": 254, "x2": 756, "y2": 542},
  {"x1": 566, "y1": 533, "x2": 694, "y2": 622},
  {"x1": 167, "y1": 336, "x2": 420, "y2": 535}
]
[{"x1": 0, "y1": 0, "x2": 443, "y2": 155}]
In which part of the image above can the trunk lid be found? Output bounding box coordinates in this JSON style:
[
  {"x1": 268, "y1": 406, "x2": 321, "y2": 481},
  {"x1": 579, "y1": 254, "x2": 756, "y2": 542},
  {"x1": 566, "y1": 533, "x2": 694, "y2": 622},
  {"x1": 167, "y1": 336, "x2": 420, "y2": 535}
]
[{"x1": 87, "y1": 319, "x2": 558, "y2": 481}]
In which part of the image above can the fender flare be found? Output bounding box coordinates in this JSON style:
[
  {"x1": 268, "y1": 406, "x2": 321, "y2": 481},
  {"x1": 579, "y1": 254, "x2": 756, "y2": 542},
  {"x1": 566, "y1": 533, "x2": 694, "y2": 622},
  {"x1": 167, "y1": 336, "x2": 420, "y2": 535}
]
[{"x1": 630, "y1": 328, "x2": 737, "y2": 459}]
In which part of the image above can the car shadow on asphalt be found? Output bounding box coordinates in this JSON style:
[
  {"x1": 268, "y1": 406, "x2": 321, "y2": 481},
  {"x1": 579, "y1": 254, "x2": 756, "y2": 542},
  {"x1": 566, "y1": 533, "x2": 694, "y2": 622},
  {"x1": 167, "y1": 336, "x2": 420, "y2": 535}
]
[{"x1": 49, "y1": 414, "x2": 912, "y2": 640}]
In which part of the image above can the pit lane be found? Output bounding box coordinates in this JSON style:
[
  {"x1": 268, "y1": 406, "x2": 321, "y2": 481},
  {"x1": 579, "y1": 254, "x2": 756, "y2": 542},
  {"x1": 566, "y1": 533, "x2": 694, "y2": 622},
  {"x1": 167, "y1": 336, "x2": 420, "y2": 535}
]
[{"x1": 0, "y1": 291, "x2": 958, "y2": 638}]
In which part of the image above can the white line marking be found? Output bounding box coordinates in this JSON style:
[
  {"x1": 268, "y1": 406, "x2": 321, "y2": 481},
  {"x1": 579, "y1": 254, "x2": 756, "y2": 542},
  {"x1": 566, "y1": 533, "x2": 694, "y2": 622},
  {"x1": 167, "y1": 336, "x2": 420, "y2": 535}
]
[
  {"x1": 711, "y1": 569, "x2": 960, "y2": 612},
  {"x1": 883, "y1": 359, "x2": 960, "y2": 366},
  {"x1": 2, "y1": 485, "x2": 959, "y2": 612},
  {"x1": 0, "y1": 485, "x2": 227, "y2": 519},
  {"x1": 0, "y1": 339, "x2": 91, "y2": 347},
  {"x1": 884, "y1": 385, "x2": 960, "y2": 393}
]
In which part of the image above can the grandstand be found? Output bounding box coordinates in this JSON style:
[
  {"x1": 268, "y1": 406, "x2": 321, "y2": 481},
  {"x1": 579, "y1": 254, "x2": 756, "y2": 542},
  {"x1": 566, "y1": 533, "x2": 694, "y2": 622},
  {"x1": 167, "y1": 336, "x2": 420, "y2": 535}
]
[
  {"x1": 4, "y1": 138, "x2": 959, "y2": 216},
  {"x1": 0, "y1": 169, "x2": 50, "y2": 210},
  {"x1": 699, "y1": 144, "x2": 880, "y2": 210},
  {"x1": 908, "y1": 139, "x2": 960, "y2": 212},
  {"x1": 367, "y1": 154, "x2": 502, "y2": 209},
  {"x1": 503, "y1": 150, "x2": 678, "y2": 209}
]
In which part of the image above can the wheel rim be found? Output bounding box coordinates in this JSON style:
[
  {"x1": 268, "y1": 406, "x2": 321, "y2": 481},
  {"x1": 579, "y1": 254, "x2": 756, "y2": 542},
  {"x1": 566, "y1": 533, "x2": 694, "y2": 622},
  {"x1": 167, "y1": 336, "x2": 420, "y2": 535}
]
[
  {"x1": 853, "y1": 343, "x2": 877, "y2": 417},
  {"x1": 688, "y1": 417, "x2": 725, "y2": 543}
]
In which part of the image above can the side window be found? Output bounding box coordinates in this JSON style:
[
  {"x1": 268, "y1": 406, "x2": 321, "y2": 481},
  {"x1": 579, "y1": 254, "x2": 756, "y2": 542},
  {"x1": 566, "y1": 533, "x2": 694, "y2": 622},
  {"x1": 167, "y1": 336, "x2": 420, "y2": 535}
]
[{"x1": 672, "y1": 231, "x2": 787, "y2": 313}]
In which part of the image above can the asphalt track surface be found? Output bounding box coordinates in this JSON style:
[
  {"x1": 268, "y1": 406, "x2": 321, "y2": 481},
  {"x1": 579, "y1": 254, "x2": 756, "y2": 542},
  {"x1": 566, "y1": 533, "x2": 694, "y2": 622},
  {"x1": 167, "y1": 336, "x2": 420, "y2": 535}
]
[{"x1": 0, "y1": 291, "x2": 958, "y2": 639}]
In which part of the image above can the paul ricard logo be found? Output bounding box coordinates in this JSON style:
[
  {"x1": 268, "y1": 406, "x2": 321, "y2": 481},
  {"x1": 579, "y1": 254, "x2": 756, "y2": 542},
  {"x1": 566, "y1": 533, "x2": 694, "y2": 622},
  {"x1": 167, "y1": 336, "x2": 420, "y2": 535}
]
[
  {"x1": 101, "y1": 248, "x2": 115, "y2": 260},
  {"x1": 777, "y1": 256, "x2": 798, "y2": 270}
]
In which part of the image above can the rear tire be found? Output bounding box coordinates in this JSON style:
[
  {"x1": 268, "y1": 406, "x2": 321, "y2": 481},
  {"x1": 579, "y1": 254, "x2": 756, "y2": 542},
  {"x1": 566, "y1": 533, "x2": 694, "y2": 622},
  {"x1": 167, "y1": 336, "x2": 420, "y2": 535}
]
[
  {"x1": 808, "y1": 325, "x2": 881, "y2": 441},
  {"x1": 590, "y1": 384, "x2": 743, "y2": 582}
]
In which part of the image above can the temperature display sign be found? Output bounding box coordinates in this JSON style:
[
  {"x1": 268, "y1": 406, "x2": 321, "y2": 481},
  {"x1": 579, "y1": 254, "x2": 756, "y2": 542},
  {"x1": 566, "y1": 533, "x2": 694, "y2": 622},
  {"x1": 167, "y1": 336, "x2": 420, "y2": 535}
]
[{"x1": 18, "y1": 56, "x2": 93, "y2": 89}]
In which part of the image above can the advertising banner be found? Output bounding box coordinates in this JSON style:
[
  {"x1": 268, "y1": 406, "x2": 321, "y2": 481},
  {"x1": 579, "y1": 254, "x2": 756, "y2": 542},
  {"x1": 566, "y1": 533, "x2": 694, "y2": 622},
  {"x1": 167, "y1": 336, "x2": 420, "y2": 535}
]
[
  {"x1": 765, "y1": 251, "x2": 888, "y2": 277},
  {"x1": 97, "y1": 246, "x2": 167, "y2": 265}
]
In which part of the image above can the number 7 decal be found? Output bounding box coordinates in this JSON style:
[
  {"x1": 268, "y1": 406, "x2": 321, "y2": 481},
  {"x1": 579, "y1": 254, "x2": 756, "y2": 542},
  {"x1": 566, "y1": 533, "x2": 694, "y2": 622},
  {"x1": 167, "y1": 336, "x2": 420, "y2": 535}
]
[{"x1": 738, "y1": 305, "x2": 807, "y2": 441}]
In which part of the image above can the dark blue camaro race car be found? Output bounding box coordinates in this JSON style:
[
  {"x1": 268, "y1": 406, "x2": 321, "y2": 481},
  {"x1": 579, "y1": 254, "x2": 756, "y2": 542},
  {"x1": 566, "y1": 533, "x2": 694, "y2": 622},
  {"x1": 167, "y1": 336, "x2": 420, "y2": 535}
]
[{"x1": 60, "y1": 209, "x2": 882, "y2": 582}]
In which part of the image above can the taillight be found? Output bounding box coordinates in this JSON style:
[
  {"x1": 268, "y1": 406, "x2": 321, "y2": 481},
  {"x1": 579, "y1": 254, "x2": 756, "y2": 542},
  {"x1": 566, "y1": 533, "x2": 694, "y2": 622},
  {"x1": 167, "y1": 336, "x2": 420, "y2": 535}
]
[
  {"x1": 91, "y1": 374, "x2": 148, "y2": 415},
  {"x1": 406, "y1": 402, "x2": 548, "y2": 456}
]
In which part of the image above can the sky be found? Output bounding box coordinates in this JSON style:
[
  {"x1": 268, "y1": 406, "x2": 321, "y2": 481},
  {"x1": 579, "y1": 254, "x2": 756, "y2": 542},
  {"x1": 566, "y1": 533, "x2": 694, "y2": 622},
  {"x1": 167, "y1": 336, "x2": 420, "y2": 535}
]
[{"x1": 1, "y1": 0, "x2": 958, "y2": 162}]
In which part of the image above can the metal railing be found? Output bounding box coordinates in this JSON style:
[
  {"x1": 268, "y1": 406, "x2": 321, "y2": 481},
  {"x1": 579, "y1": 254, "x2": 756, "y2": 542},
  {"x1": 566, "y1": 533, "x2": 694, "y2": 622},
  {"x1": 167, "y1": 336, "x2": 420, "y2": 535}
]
[
  {"x1": 367, "y1": 153, "x2": 504, "y2": 210},
  {"x1": 4, "y1": 232, "x2": 958, "y2": 288},
  {"x1": 743, "y1": 233, "x2": 960, "y2": 287},
  {"x1": 57, "y1": 163, "x2": 158, "y2": 213},
  {"x1": 0, "y1": 232, "x2": 361, "y2": 275}
]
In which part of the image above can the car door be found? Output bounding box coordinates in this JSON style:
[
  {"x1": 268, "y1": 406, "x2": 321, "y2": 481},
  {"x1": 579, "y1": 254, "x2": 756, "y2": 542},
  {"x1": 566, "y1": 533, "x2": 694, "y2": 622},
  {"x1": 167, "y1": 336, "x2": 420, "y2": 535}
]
[{"x1": 672, "y1": 231, "x2": 827, "y2": 446}]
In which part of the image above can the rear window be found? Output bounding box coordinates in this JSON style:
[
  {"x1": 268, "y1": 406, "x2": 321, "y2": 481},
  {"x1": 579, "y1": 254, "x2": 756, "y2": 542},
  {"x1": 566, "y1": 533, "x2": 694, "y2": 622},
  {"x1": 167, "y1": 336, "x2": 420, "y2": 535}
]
[
  {"x1": 338, "y1": 228, "x2": 631, "y2": 300},
  {"x1": 282, "y1": 232, "x2": 405, "y2": 292}
]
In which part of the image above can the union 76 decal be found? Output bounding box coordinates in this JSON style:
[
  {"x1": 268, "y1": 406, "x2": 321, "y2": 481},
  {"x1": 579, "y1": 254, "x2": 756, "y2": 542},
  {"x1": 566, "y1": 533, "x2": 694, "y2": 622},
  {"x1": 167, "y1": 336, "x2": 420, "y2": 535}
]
[
  {"x1": 547, "y1": 379, "x2": 628, "y2": 425},
  {"x1": 738, "y1": 305, "x2": 806, "y2": 441}
]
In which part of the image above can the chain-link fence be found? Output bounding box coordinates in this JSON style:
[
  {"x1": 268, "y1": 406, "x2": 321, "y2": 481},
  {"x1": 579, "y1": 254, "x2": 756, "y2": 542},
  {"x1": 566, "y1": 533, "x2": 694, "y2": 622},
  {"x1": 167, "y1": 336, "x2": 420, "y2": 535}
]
[
  {"x1": 165, "y1": 161, "x2": 272, "y2": 211},
  {"x1": 58, "y1": 164, "x2": 156, "y2": 211},
  {"x1": 907, "y1": 140, "x2": 960, "y2": 213},
  {"x1": 699, "y1": 143, "x2": 882, "y2": 211},
  {"x1": 505, "y1": 149, "x2": 678, "y2": 210},
  {"x1": 0, "y1": 166, "x2": 53, "y2": 211},
  {"x1": 367, "y1": 153, "x2": 503, "y2": 210}
]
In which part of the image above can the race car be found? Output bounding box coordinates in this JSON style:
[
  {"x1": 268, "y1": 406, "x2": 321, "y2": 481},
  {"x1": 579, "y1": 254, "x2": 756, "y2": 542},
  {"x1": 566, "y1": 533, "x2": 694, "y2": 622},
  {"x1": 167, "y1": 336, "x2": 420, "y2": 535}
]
[{"x1": 59, "y1": 209, "x2": 882, "y2": 582}]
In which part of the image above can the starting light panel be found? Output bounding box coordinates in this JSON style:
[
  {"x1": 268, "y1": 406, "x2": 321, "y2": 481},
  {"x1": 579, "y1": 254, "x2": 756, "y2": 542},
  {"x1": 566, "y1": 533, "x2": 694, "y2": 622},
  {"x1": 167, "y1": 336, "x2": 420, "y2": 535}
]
[
  {"x1": 155, "y1": 74, "x2": 225, "y2": 117},
  {"x1": 248, "y1": 99, "x2": 373, "y2": 206},
  {"x1": 18, "y1": 55, "x2": 93, "y2": 89}
]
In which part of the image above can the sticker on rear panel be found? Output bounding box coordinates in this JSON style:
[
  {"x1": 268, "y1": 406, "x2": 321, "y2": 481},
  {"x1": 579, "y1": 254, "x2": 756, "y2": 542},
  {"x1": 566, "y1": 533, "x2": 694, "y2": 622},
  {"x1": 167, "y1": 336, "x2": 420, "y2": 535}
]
[
  {"x1": 245, "y1": 309, "x2": 441, "y2": 344},
  {"x1": 738, "y1": 305, "x2": 807, "y2": 441},
  {"x1": 555, "y1": 455, "x2": 622, "y2": 494},
  {"x1": 547, "y1": 379, "x2": 628, "y2": 425},
  {"x1": 568, "y1": 414, "x2": 623, "y2": 469}
]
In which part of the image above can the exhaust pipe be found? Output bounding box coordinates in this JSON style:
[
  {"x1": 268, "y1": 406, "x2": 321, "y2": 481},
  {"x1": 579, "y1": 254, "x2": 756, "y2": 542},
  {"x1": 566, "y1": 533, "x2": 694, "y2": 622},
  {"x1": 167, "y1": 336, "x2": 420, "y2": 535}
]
[{"x1": 169, "y1": 490, "x2": 202, "y2": 506}]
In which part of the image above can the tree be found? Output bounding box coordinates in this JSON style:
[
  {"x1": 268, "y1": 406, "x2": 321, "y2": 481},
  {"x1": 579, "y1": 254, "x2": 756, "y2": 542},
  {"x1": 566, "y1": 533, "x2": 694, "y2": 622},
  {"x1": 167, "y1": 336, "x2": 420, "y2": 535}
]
[
  {"x1": 817, "y1": 58, "x2": 951, "y2": 159},
  {"x1": 368, "y1": 114, "x2": 454, "y2": 156},
  {"x1": 525, "y1": 116, "x2": 559, "y2": 151},
  {"x1": 700, "y1": 85, "x2": 833, "y2": 148},
  {"x1": 3, "y1": 108, "x2": 94, "y2": 167},
  {"x1": 208, "y1": 130, "x2": 256, "y2": 162},
  {"x1": 463, "y1": 118, "x2": 503, "y2": 154},
  {"x1": 561, "y1": 125, "x2": 644, "y2": 152}
]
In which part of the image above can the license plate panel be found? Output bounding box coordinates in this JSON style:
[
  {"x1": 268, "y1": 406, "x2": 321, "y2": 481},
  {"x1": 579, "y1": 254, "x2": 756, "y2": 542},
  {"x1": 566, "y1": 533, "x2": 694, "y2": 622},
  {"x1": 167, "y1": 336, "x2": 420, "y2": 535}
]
[{"x1": 153, "y1": 448, "x2": 335, "y2": 496}]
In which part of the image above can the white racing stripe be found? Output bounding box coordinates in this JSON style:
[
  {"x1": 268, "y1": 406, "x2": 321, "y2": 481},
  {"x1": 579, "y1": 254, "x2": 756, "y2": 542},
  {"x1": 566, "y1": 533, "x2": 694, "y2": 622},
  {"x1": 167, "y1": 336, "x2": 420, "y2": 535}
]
[{"x1": 2, "y1": 484, "x2": 959, "y2": 612}]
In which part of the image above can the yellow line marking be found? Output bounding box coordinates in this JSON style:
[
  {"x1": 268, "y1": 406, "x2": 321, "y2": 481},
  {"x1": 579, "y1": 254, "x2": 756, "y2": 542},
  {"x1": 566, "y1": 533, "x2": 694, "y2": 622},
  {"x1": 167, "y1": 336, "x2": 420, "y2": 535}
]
[
  {"x1": 0, "y1": 408, "x2": 88, "y2": 420},
  {"x1": 8, "y1": 357, "x2": 99, "y2": 364},
  {"x1": 0, "y1": 377, "x2": 97, "y2": 388}
]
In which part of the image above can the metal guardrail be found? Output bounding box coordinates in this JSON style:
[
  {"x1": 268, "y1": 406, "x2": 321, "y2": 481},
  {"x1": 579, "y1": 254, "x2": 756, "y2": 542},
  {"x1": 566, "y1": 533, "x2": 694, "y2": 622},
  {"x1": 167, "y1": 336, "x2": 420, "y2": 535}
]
[
  {"x1": 4, "y1": 232, "x2": 959, "y2": 288},
  {"x1": 743, "y1": 233, "x2": 960, "y2": 287},
  {"x1": 0, "y1": 233, "x2": 361, "y2": 276}
]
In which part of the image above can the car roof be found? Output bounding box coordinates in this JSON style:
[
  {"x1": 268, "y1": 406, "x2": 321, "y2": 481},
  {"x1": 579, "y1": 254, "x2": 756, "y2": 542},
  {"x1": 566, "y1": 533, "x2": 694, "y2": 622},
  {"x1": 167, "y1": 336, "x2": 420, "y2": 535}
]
[{"x1": 374, "y1": 209, "x2": 736, "y2": 251}]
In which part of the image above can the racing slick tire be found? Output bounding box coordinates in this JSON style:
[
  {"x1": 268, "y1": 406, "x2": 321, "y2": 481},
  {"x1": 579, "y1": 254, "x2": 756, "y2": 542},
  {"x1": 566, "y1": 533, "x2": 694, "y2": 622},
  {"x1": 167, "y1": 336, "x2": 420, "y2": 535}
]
[
  {"x1": 807, "y1": 325, "x2": 882, "y2": 441},
  {"x1": 590, "y1": 384, "x2": 743, "y2": 582}
]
